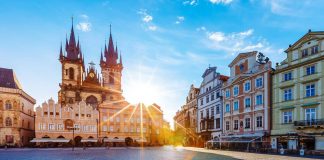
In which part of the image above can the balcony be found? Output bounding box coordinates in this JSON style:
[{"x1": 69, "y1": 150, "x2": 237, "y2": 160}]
[{"x1": 294, "y1": 119, "x2": 324, "y2": 129}]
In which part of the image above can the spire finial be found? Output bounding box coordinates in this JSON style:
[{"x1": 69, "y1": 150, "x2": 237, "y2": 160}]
[{"x1": 110, "y1": 24, "x2": 111, "y2": 35}]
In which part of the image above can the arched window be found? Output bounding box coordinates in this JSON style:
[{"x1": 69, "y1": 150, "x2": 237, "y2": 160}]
[
  {"x1": 69, "y1": 67, "x2": 74, "y2": 80},
  {"x1": 5, "y1": 117, "x2": 12, "y2": 126},
  {"x1": 5, "y1": 101, "x2": 12, "y2": 110},
  {"x1": 69, "y1": 98, "x2": 74, "y2": 104},
  {"x1": 86, "y1": 96, "x2": 98, "y2": 109},
  {"x1": 109, "y1": 72, "x2": 114, "y2": 84}
]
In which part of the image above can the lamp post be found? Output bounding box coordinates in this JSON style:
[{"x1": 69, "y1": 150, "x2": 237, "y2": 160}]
[{"x1": 67, "y1": 126, "x2": 78, "y2": 151}]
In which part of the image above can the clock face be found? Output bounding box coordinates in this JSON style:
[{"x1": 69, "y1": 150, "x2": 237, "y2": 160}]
[{"x1": 89, "y1": 73, "x2": 95, "y2": 78}]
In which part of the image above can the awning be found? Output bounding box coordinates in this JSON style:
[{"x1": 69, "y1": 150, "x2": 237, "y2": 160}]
[
  {"x1": 302, "y1": 102, "x2": 320, "y2": 107},
  {"x1": 134, "y1": 138, "x2": 147, "y2": 143},
  {"x1": 30, "y1": 138, "x2": 70, "y2": 143},
  {"x1": 81, "y1": 139, "x2": 98, "y2": 143},
  {"x1": 280, "y1": 106, "x2": 295, "y2": 110},
  {"x1": 103, "y1": 138, "x2": 125, "y2": 143}
]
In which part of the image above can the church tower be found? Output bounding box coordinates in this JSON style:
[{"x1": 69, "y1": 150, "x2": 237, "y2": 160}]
[
  {"x1": 58, "y1": 20, "x2": 85, "y2": 105},
  {"x1": 100, "y1": 26, "x2": 123, "y2": 101}
]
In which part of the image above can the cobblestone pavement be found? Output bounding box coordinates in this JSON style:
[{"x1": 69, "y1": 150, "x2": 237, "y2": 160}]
[
  {"x1": 0, "y1": 146, "x2": 236, "y2": 160},
  {"x1": 183, "y1": 147, "x2": 323, "y2": 160}
]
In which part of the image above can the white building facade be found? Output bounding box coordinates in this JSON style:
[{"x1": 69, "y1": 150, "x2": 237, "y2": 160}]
[{"x1": 197, "y1": 67, "x2": 228, "y2": 142}]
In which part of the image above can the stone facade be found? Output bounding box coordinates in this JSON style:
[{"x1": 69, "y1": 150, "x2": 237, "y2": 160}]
[
  {"x1": 197, "y1": 67, "x2": 228, "y2": 142},
  {"x1": 221, "y1": 51, "x2": 272, "y2": 149},
  {"x1": 174, "y1": 84, "x2": 199, "y2": 146},
  {"x1": 0, "y1": 68, "x2": 36, "y2": 147},
  {"x1": 271, "y1": 31, "x2": 324, "y2": 151},
  {"x1": 34, "y1": 99, "x2": 98, "y2": 145}
]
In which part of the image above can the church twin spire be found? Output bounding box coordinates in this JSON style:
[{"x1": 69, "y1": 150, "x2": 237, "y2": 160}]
[{"x1": 101, "y1": 25, "x2": 123, "y2": 67}]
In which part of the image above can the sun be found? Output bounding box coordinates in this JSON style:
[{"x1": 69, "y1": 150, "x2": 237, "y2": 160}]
[{"x1": 124, "y1": 82, "x2": 159, "y2": 106}]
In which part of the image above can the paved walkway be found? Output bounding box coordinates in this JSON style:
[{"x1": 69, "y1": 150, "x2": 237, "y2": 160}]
[{"x1": 183, "y1": 147, "x2": 322, "y2": 160}]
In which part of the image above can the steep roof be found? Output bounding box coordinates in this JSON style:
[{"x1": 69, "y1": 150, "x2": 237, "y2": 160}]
[{"x1": 0, "y1": 67, "x2": 22, "y2": 89}]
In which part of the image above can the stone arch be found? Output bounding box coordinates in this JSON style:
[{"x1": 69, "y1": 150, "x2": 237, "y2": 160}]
[
  {"x1": 88, "y1": 136, "x2": 94, "y2": 139},
  {"x1": 42, "y1": 135, "x2": 50, "y2": 138},
  {"x1": 86, "y1": 95, "x2": 98, "y2": 109},
  {"x1": 69, "y1": 67, "x2": 74, "y2": 80},
  {"x1": 74, "y1": 136, "x2": 82, "y2": 147},
  {"x1": 57, "y1": 135, "x2": 65, "y2": 139},
  {"x1": 125, "y1": 137, "x2": 133, "y2": 146},
  {"x1": 5, "y1": 117, "x2": 12, "y2": 126}
]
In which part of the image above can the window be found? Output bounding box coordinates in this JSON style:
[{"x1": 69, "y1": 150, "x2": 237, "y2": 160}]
[
  {"x1": 200, "y1": 111, "x2": 203, "y2": 119},
  {"x1": 256, "y1": 95, "x2": 263, "y2": 105},
  {"x1": 211, "y1": 93, "x2": 215, "y2": 101},
  {"x1": 225, "y1": 121, "x2": 230, "y2": 130},
  {"x1": 124, "y1": 127, "x2": 128, "y2": 133},
  {"x1": 225, "y1": 104, "x2": 230, "y2": 113},
  {"x1": 283, "y1": 111, "x2": 293, "y2": 124},
  {"x1": 137, "y1": 127, "x2": 140, "y2": 133},
  {"x1": 305, "y1": 108, "x2": 316, "y2": 123},
  {"x1": 284, "y1": 88, "x2": 293, "y2": 101},
  {"x1": 68, "y1": 67, "x2": 74, "y2": 80},
  {"x1": 216, "y1": 105, "x2": 220, "y2": 114},
  {"x1": 211, "y1": 107, "x2": 214, "y2": 117},
  {"x1": 206, "y1": 96, "x2": 209, "y2": 103},
  {"x1": 302, "y1": 48, "x2": 308, "y2": 57},
  {"x1": 225, "y1": 90, "x2": 230, "y2": 98},
  {"x1": 256, "y1": 116, "x2": 262, "y2": 128},
  {"x1": 284, "y1": 72, "x2": 292, "y2": 81},
  {"x1": 245, "y1": 98, "x2": 251, "y2": 108},
  {"x1": 239, "y1": 64, "x2": 245, "y2": 72},
  {"x1": 305, "y1": 84, "x2": 315, "y2": 97},
  {"x1": 216, "y1": 118, "x2": 220, "y2": 129},
  {"x1": 5, "y1": 117, "x2": 12, "y2": 126},
  {"x1": 306, "y1": 65, "x2": 315, "y2": 75},
  {"x1": 5, "y1": 101, "x2": 12, "y2": 110},
  {"x1": 244, "y1": 82, "x2": 250, "y2": 92},
  {"x1": 233, "y1": 101, "x2": 239, "y2": 111},
  {"x1": 234, "y1": 120, "x2": 238, "y2": 130},
  {"x1": 233, "y1": 86, "x2": 239, "y2": 96},
  {"x1": 49, "y1": 124, "x2": 55, "y2": 130},
  {"x1": 200, "y1": 99, "x2": 203, "y2": 105},
  {"x1": 245, "y1": 118, "x2": 251, "y2": 129},
  {"x1": 311, "y1": 45, "x2": 319, "y2": 54},
  {"x1": 256, "y1": 77, "x2": 263, "y2": 88},
  {"x1": 116, "y1": 117, "x2": 120, "y2": 123},
  {"x1": 57, "y1": 124, "x2": 64, "y2": 130},
  {"x1": 206, "y1": 108, "x2": 209, "y2": 119}
]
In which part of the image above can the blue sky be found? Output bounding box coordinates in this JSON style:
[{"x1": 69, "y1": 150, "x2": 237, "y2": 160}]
[{"x1": 1, "y1": 0, "x2": 324, "y2": 128}]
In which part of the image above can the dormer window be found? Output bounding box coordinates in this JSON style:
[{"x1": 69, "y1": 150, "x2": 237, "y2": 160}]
[
  {"x1": 302, "y1": 49, "x2": 308, "y2": 57},
  {"x1": 311, "y1": 45, "x2": 319, "y2": 55},
  {"x1": 239, "y1": 64, "x2": 244, "y2": 72}
]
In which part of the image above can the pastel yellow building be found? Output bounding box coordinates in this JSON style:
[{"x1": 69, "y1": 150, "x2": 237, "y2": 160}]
[{"x1": 0, "y1": 67, "x2": 36, "y2": 147}]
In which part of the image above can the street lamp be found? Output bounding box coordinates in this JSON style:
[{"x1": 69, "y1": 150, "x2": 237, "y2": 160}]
[{"x1": 67, "y1": 126, "x2": 79, "y2": 151}]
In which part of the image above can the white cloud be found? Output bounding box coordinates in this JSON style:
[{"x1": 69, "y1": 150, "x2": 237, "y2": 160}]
[
  {"x1": 138, "y1": 9, "x2": 157, "y2": 31},
  {"x1": 204, "y1": 29, "x2": 272, "y2": 55},
  {"x1": 183, "y1": 0, "x2": 198, "y2": 6},
  {"x1": 143, "y1": 15, "x2": 153, "y2": 23},
  {"x1": 210, "y1": 0, "x2": 233, "y2": 5},
  {"x1": 175, "y1": 16, "x2": 185, "y2": 24},
  {"x1": 208, "y1": 32, "x2": 226, "y2": 42},
  {"x1": 148, "y1": 25, "x2": 157, "y2": 31},
  {"x1": 76, "y1": 22, "x2": 91, "y2": 32}
]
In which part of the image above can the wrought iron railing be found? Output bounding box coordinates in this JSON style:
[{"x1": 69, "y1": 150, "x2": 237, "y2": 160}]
[{"x1": 294, "y1": 119, "x2": 324, "y2": 126}]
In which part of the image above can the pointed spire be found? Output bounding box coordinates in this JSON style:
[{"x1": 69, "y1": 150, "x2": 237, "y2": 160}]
[
  {"x1": 65, "y1": 35, "x2": 68, "y2": 51},
  {"x1": 107, "y1": 24, "x2": 115, "y2": 65},
  {"x1": 115, "y1": 41, "x2": 119, "y2": 60},
  {"x1": 59, "y1": 42, "x2": 63, "y2": 59},
  {"x1": 100, "y1": 50, "x2": 103, "y2": 62}
]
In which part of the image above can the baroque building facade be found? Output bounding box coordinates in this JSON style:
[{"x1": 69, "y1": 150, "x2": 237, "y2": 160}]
[
  {"x1": 174, "y1": 84, "x2": 199, "y2": 146},
  {"x1": 271, "y1": 30, "x2": 324, "y2": 151},
  {"x1": 197, "y1": 67, "x2": 228, "y2": 142},
  {"x1": 221, "y1": 51, "x2": 272, "y2": 150},
  {"x1": 0, "y1": 67, "x2": 36, "y2": 147},
  {"x1": 32, "y1": 99, "x2": 98, "y2": 146}
]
